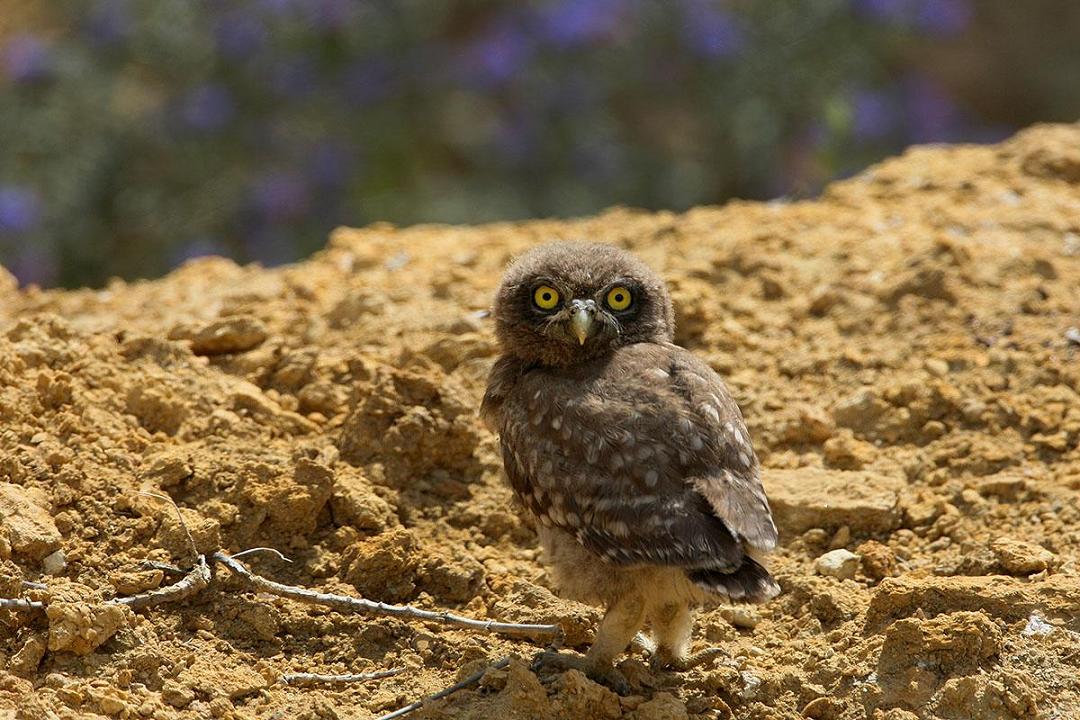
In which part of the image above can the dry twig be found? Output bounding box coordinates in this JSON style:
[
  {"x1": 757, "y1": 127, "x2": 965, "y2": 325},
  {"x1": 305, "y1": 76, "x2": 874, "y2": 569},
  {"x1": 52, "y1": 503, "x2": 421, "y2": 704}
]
[
  {"x1": 0, "y1": 597, "x2": 45, "y2": 611},
  {"x1": 374, "y1": 657, "x2": 511, "y2": 720},
  {"x1": 111, "y1": 555, "x2": 211, "y2": 610},
  {"x1": 281, "y1": 668, "x2": 404, "y2": 686},
  {"x1": 212, "y1": 552, "x2": 562, "y2": 641}
]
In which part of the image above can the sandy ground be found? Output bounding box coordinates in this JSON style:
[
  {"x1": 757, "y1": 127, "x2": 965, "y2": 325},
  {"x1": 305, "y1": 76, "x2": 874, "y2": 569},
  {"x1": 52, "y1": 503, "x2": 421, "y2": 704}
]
[{"x1": 1, "y1": 123, "x2": 1079, "y2": 720}]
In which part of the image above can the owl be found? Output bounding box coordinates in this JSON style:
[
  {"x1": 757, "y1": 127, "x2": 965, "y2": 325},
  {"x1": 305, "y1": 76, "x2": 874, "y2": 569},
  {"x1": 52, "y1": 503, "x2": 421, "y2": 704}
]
[{"x1": 481, "y1": 242, "x2": 779, "y2": 685}]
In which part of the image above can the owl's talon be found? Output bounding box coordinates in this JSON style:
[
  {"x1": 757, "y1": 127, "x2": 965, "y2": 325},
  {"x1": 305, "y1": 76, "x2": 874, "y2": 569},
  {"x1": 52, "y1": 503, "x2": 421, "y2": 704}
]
[
  {"x1": 530, "y1": 651, "x2": 632, "y2": 694},
  {"x1": 582, "y1": 663, "x2": 631, "y2": 695},
  {"x1": 630, "y1": 632, "x2": 656, "y2": 657},
  {"x1": 653, "y1": 646, "x2": 726, "y2": 672}
]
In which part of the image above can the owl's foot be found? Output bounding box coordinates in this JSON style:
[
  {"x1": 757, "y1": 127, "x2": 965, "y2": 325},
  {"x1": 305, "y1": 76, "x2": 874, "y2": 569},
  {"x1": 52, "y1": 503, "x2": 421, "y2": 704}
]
[
  {"x1": 531, "y1": 650, "x2": 632, "y2": 694},
  {"x1": 648, "y1": 645, "x2": 726, "y2": 672}
]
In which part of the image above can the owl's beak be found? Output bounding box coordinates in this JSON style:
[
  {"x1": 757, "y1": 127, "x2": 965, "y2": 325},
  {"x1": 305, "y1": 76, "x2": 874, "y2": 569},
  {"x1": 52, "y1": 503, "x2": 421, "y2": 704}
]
[{"x1": 570, "y1": 306, "x2": 595, "y2": 345}]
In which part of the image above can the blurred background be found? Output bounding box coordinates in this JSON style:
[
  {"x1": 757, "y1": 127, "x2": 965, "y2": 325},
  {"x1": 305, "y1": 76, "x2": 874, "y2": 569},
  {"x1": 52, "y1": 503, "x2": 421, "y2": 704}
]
[{"x1": 1, "y1": 0, "x2": 1078, "y2": 288}]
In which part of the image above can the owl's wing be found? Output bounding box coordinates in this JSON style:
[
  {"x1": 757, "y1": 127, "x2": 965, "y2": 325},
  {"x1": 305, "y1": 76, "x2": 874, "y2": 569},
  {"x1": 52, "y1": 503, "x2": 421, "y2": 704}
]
[{"x1": 665, "y1": 347, "x2": 779, "y2": 552}]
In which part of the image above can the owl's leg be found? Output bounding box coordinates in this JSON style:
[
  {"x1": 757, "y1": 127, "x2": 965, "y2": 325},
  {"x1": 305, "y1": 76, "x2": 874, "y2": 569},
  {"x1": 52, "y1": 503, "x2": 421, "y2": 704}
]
[
  {"x1": 583, "y1": 593, "x2": 646, "y2": 677},
  {"x1": 530, "y1": 595, "x2": 644, "y2": 693},
  {"x1": 647, "y1": 602, "x2": 693, "y2": 670}
]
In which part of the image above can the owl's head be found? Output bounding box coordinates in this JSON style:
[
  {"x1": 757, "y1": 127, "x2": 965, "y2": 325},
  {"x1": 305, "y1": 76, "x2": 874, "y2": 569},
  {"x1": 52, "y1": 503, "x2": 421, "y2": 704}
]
[{"x1": 493, "y1": 242, "x2": 674, "y2": 367}]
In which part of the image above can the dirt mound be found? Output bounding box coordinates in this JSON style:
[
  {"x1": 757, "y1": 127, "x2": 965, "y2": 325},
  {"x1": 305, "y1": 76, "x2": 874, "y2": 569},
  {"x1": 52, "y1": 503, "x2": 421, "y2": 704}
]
[{"x1": 2, "y1": 123, "x2": 1079, "y2": 719}]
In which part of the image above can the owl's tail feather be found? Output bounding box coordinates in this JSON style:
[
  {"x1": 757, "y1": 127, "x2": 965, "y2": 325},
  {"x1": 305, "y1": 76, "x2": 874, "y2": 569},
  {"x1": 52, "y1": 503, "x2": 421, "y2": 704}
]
[{"x1": 688, "y1": 557, "x2": 780, "y2": 604}]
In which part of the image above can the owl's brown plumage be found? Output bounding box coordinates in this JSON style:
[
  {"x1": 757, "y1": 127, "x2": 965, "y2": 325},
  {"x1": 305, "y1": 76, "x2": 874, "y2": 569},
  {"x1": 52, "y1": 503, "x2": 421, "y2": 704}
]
[{"x1": 482, "y1": 242, "x2": 779, "y2": 679}]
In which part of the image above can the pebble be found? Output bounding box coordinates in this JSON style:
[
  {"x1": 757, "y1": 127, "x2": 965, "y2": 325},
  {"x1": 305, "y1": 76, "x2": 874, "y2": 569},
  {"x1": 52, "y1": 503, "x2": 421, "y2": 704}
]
[
  {"x1": 42, "y1": 549, "x2": 66, "y2": 575},
  {"x1": 815, "y1": 549, "x2": 861, "y2": 580}
]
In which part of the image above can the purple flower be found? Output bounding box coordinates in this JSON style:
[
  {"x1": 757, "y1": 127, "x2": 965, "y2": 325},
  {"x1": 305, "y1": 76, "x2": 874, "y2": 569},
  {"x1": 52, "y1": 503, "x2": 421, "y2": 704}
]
[
  {"x1": 341, "y1": 58, "x2": 395, "y2": 106},
  {"x1": 851, "y1": 88, "x2": 896, "y2": 140},
  {"x1": 852, "y1": 0, "x2": 919, "y2": 22},
  {"x1": 915, "y1": 0, "x2": 971, "y2": 36},
  {"x1": 308, "y1": 143, "x2": 353, "y2": 189},
  {"x1": 853, "y1": 0, "x2": 971, "y2": 34},
  {"x1": 0, "y1": 186, "x2": 41, "y2": 234},
  {"x1": 903, "y1": 74, "x2": 963, "y2": 143},
  {"x1": 680, "y1": 1, "x2": 746, "y2": 58},
  {"x1": 2, "y1": 35, "x2": 51, "y2": 84},
  {"x1": 456, "y1": 24, "x2": 533, "y2": 87},
  {"x1": 270, "y1": 56, "x2": 317, "y2": 98},
  {"x1": 252, "y1": 173, "x2": 309, "y2": 221},
  {"x1": 302, "y1": 0, "x2": 353, "y2": 32},
  {"x1": 84, "y1": 0, "x2": 132, "y2": 47},
  {"x1": 216, "y1": 11, "x2": 267, "y2": 60},
  {"x1": 181, "y1": 84, "x2": 235, "y2": 131},
  {"x1": 256, "y1": 0, "x2": 300, "y2": 15},
  {"x1": 8, "y1": 242, "x2": 57, "y2": 287},
  {"x1": 536, "y1": 0, "x2": 627, "y2": 47}
]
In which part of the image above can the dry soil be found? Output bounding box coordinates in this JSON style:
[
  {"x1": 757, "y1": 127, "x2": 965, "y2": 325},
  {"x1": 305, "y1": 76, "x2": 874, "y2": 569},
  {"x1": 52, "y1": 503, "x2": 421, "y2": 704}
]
[{"x1": 1, "y1": 124, "x2": 1079, "y2": 720}]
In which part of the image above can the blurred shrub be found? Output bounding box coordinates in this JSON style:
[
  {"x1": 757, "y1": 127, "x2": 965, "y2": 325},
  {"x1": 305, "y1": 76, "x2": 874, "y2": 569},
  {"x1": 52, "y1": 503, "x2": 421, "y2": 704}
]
[{"x1": 0, "y1": 0, "x2": 1069, "y2": 287}]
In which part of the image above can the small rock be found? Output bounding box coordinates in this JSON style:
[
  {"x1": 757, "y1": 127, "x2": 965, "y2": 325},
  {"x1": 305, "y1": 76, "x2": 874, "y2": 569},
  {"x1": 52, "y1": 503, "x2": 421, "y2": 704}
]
[
  {"x1": 739, "y1": 671, "x2": 762, "y2": 701},
  {"x1": 764, "y1": 468, "x2": 904, "y2": 534},
  {"x1": 109, "y1": 569, "x2": 164, "y2": 595},
  {"x1": 0, "y1": 483, "x2": 62, "y2": 561},
  {"x1": 329, "y1": 469, "x2": 398, "y2": 533},
  {"x1": 815, "y1": 549, "x2": 860, "y2": 580},
  {"x1": 41, "y1": 549, "x2": 66, "y2": 575},
  {"x1": 721, "y1": 606, "x2": 760, "y2": 629},
  {"x1": 551, "y1": 669, "x2": 622, "y2": 719},
  {"x1": 162, "y1": 681, "x2": 195, "y2": 709},
  {"x1": 1021, "y1": 613, "x2": 1055, "y2": 637},
  {"x1": 828, "y1": 526, "x2": 851, "y2": 550},
  {"x1": 626, "y1": 691, "x2": 689, "y2": 720},
  {"x1": 47, "y1": 601, "x2": 131, "y2": 655},
  {"x1": 9, "y1": 635, "x2": 47, "y2": 676},
  {"x1": 341, "y1": 527, "x2": 421, "y2": 602},
  {"x1": 856, "y1": 540, "x2": 898, "y2": 581},
  {"x1": 991, "y1": 538, "x2": 1056, "y2": 576},
  {"x1": 925, "y1": 358, "x2": 949, "y2": 376},
  {"x1": 140, "y1": 453, "x2": 193, "y2": 488},
  {"x1": 188, "y1": 317, "x2": 268, "y2": 356}
]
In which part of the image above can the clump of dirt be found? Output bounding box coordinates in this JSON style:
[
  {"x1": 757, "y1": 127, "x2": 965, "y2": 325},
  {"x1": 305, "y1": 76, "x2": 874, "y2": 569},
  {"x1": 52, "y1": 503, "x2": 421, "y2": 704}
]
[{"x1": 1, "y1": 123, "x2": 1079, "y2": 720}]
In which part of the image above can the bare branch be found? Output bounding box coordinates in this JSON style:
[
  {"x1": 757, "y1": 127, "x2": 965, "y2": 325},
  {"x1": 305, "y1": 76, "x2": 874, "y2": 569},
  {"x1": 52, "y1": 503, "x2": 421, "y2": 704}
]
[
  {"x1": 281, "y1": 668, "x2": 404, "y2": 686},
  {"x1": 139, "y1": 560, "x2": 188, "y2": 575},
  {"x1": 211, "y1": 552, "x2": 562, "y2": 642},
  {"x1": 375, "y1": 657, "x2": 511, "y2": 720},
  {"x1": 0, "y1": 597, "x2": 45, "y2": 612},
  {"x1": 111, "y1": 555, "x2": 211, "y2": 610},
  {"x1": 232, "y1": 547, "x2": 292, "y2": 563}
]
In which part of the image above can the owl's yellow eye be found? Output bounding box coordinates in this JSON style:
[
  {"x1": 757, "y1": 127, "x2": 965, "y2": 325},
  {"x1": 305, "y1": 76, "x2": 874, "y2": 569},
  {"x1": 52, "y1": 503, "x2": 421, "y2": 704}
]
[
  {"x1": 605, "y1": 286, "x2": 633, "y2": 311},
  {"x1": 533, "y1": 285, "x2": 560, "y2": 310}
]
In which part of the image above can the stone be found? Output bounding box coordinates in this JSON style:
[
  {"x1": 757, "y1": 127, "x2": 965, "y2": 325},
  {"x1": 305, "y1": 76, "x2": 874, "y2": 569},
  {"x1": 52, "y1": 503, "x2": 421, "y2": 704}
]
[
  {"x1": 41, "y1": 549, "x2": 66, "y2": 575},
  {"x1": 857, "y1": 540, "x2": 899, "y2": 581},
  {"x1": 626, "y1": 692, "x2": 689, "y2": 720},
  {"x1": 763, "y1": 468, "x2": 904, "y2": 534},
  {"x1": 47, "y1": 602, "x2": 131, "y2": 655},
  {"x1": 329, "y1": 469, "x2": 398, "y2": 533},
  {"x1": 815, "y1": 549, "x2": 860, "y2": 579},
  {"x1": 0, "y1": 483, "x2": 62, "y2": 561},
  {"x1": 864, "y1": 574, "x2": 1080, "y2": 632},
  {"x1": 187, "y1": 317, "x2": 268, "y2": 355},
  {"x1": 991, "y1": 538, "x2": 1056, "y2": 576}
]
